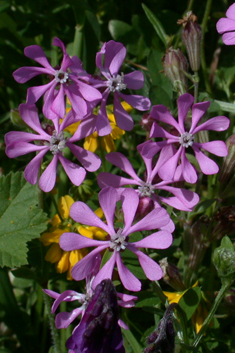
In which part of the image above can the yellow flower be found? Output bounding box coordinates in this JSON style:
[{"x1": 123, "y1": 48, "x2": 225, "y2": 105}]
[
  {"x1": 40, "y1": 195, "x2": 107, "y2": 280},
  {"x1": 163, "y1": 282, "x2": 210, "y2": 333},
  {"x1": 64, "y1": 100, "x2": 132, "y2": 153}
]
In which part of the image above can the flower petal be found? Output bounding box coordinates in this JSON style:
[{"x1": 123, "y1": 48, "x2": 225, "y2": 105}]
[
  {"x1": 124, "y1": 71, "x2": 144, "y2": 90},
  {"x1": 116, "y1": 252, "x2": 141, "y2": 291},
  {"x1": 56, "y1": 308, "x2": 83, "y2": 329},
  {"x1": 67, "y1": 143, "x2": 101, "y2": 172},
  {"x1": 71, "y1": 246, "x2": 107, "y2": 281},
  {"x1": 19, "y1": 104, "x2": 50, "y2": 136},
  {"x1": 39, "y1": 155, "x2": 58, "y2": 192},
  {"x1": 217, "y1": 18, "x2": 235, "y2": 34},
  {"x1": 127, "y1": 207, "x2": 170, "y2": 234},
  {"x1": 158, "y1": 147, "x2": 182, "y2": 181},
  {"x1": 190, "y1": 100, "x2": 211, "y2": 133},
  {"x1": 113, "y1": 94, "x2": 134, "y2": 131},
  {"x1": 60, "y1": 232, "x2": 105, "y2": 251},
  {"x1": 181, "y1": 152, "x2": 198, "y2": 184},
  {"x1": 151, "y1": 105, "x2": 180, "y2": 132},
  {"x1": 24, "y1": 45, "x2": 53, "y2": 69},
  {"x1": 159, "y1": 185, "x2": 199, "y2": 210},
  {"x1": 105, "y1": 152, "x2": 141, "y2": 181},
  {"x1": 98, "y1": 187, "x2": 118, "y2": 234},
  {"x1": 69, "y1": 202, "x2": 110, "y2": 232},
  {"x1": 132, "y1": 230, "x2": 173, "y2": 249},
  {"x1": 177, "y1": 93, "x2": 194, "y2": 132},
  {"x1": 13, "y1": 66, "x2": 53, "y2": 83},
  {"x1": 59, "y1": 155, "x2": 87, "y2": 186},
  {"x1": 92, "y1": 253, "x2": 117, "y2": 289},
  {"x1": 196, "y1": 141, "x2": 228, "y2": 157},
  {"x1": 97, "y1": 172, "x2": 138, "y2": 189},
  {"x1": 193, "y1": 146, "x2": 219, "y2": 175},
  {"x1": 121, "y1": 189, "x2": 140, "y2": 232},
  {"x1": 118, "y1": 92, "x2": 150, "y2": 111},
  {"x1": 131, "y1": 248, "x2": 163, "y2": 281},
  {"x1": 24, "y1": 149, "x2": 48, "y2": 185},
  {"x1": 192, "y1": 116, "x2": 230, "y2": 134}
]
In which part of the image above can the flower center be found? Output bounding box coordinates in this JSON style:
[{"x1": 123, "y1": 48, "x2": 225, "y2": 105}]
[
  {"x1": 138, "y1": 182, "x2": 155, "y2": 197},
  {"x1": 54, "y1": 69, "x2": 69, "y2": 84},
  {"x1": 179, "y1": 132, "x2": 194, "y2": 148},
  {"x1": 109, "y1": 229, "x2": 127, "y2": 252},
  {"x1": 107, "y1": 73, "x2": 127, "y2": 92},
  {"x1": 49, "y1": 131, "x2": 67, "y2": 155}
]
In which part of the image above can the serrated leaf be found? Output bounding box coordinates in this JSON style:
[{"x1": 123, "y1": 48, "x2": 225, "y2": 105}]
[
  {"x1": 142, "y1": 4, "x2": 167, "y2": 47},
  {"x1": 0, "y1": 172, "x2": 48, "y2": 268}
]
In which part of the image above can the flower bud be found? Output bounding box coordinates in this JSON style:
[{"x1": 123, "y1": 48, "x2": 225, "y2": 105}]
[
  {"x1": 144, "y1": 303, "x2": 176, "y2": 353},
  {"x1": 219, "y1": 134, "x2": 235, "y2": 183},
  {"x1": 159, "y1": 258, "x2": 186, "y2": 291},
  {"x1": 135, "y1": 196, "x2": 154, "y2": 221},
  {"x1": 178, "y1": 12, "x2": 202, "y2": 72},
  {"x1": 213, "y1": 236, "x2": 235, "y2": 281},
  {"x1": 163, "y1": 47, "x2": 188, "y2": 95}
]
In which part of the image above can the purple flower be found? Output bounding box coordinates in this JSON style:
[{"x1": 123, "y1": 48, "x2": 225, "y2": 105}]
[
  {"x1": 66, "y1": 279, "x2": 126, "y2": 353},
  {"x1": 44, "y1": 266, "x2": 137, "y2": 331},
  {"x1": 5, "y1": 104, "x2": 101, "y2": 192},
  {"x1": 216, "y1": 3, "x2": 235, "y2": 45},
  {"x1": 91, "y1": 40, "x2": 151, "y2": 135},
  {"x1": 97, "y1": 143, "x2": 199, "y2": 212},
  {"x1": 60, "y1": 187, "x2": 173, "y2": 292},
  {"x1": 13, "y1": 37, "x2": 102, "y2": 119},
  {"x1": 146, "y1": 93, "x2": 229, "y2": 184}
]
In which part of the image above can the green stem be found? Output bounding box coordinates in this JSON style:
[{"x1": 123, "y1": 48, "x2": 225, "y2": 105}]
[
  {"x1": 60, "y1": 281, "x2": 68, "y2": 352},
  {"x1": 193, "y1": 71, "x2": 199, "y2": 103},
  {"x1": 200, "y1": 0, "x2": 213, "y2": 95},
  {"x1": 153, "y1": 281, "x2": 168, "y2": 305},
  {"x1": 43, "y1": 292, "x2": 62, "y2": 353},
  {"x1": 73, "y1": 25, "x2": 83, "y2": 58},
  {"x1": 192, "y1": 280, "x2": 231, "y2": 347}
]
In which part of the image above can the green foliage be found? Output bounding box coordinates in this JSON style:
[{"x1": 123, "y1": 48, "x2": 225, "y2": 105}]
[{"x1": 0, "y1": 172, "x2": 48, "y2": 268}]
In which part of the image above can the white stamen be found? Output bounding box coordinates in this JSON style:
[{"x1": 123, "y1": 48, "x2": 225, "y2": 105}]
[
  {"x1": 107, "y1": 73, "x2": 127, "y2": 92},
  {"x1": 138, "y1": 182, "x2": 155, "y2": 197},
  {"x1": 48, "y1": 131, "x2": 67, "y2": 155},
  {"x1": 54, "y1": 69, "x2": 69, "y2": 84},
  {"x1": 109, "y1": 229, "x2": 127, "y2": 252},
  {"x1": 179, "y1": 132, "x2": 194, "y2": 148}
]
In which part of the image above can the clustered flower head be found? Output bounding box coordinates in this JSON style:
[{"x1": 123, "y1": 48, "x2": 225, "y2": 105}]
[{"x1": 7, "y1": 30, "x2": 231, "y2": 352}]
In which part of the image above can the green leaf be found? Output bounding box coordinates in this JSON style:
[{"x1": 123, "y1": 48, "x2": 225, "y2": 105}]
[
  {"x1": 142, "y1": 4, "x2": 167, "y2": 47},
  {"x1": 122, "y1": 328, "x2": 143, "y2": 353},
  {"x1": 214, "y1": 100, "x2": 235, "y2": 114},
  {"x1": 147, "y1": 49, "x2": 173, "y2": 98},
  {"x1": 109, "y1": 20, "x2": 134, "y2": 41},
  {"x1": 0, "y1": 172, "x2": 48, "y2": 268},
  {"x1": 179, "y1": 287, "x2": 202, "y2": 321},
  {"x1": 149, "y1": 85, "x2": 173, "y2": 108},
  {"x1": 221, "y1": 235, "x2": 235, "y2": 252}
]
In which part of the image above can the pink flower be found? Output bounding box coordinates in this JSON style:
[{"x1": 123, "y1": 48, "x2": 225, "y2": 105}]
[
  {"x1": 145, "y1": 93, "x2": 229, "y2": 184},
  {"x1": 216, "y1": 3, "x2": 235, "y2": 45},
  {"x1": 97, "y1": 143, "x2": 199, "y2": 212},
  {"x1": 5, "y1": 104, "x2": 101, "y2": 192},
  {"x1": 60, "y1": 187, "x2": 173, "y2": 292},
  {"x1": 13, "y1": 38, "x2": 102, "y2": 119},
  {"x1": 90, "y1": 40, "x2": 151, "y2": 135},
  {"x1": 44, "y1": 263, "x2": 137, "y2": 331}
]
